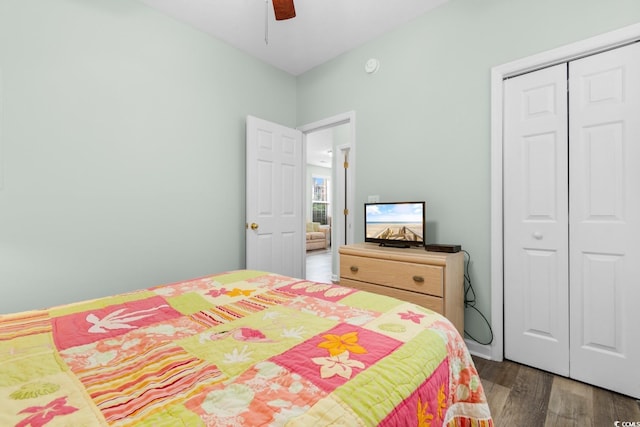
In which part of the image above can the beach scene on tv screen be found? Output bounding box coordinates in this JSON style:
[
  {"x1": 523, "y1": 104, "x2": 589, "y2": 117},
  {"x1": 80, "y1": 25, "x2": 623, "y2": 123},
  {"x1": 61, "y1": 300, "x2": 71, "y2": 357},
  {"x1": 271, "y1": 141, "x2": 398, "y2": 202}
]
[{"x1": 366, "y1": 203, "x2": 424, "y2": 242}]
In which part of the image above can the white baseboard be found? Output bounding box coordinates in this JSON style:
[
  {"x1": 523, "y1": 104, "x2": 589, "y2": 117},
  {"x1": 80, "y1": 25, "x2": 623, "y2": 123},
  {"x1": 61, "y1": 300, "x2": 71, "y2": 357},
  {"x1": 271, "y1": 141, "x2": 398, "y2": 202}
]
[{"x1": 465, "y1": 338, "x2": 493, "y2": 360}]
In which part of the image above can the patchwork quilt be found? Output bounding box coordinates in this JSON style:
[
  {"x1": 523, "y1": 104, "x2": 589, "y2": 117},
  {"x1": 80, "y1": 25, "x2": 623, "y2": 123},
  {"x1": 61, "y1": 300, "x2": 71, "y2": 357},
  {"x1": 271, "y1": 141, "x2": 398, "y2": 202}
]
[{"x1": 0, "y1": 270, "x2": 493, "y2": 426}]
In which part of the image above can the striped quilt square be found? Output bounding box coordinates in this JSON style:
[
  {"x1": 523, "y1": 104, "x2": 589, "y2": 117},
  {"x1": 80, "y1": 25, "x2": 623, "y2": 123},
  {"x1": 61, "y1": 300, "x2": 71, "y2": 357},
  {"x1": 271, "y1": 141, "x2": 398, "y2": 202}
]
[
  {"x1": 0, "y1": 311, "x2": 51, "y2": 342},
  {"x1": 73, "y1": 341, "x2": 225, "y2": 424},
  {"x1": 188, "y1": 289, "x2": 299, "y2": 329}
]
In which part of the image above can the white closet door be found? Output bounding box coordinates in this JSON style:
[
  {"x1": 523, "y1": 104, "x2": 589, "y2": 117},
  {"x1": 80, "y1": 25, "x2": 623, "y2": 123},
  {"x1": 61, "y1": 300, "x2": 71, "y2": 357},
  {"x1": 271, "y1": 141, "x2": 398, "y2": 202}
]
[
  {"x1": 569, "y1": 42, "x2": 640, "y2": 399},
  {"x1": 503, "y1": 63, "x2": 570, "y2": 376}
]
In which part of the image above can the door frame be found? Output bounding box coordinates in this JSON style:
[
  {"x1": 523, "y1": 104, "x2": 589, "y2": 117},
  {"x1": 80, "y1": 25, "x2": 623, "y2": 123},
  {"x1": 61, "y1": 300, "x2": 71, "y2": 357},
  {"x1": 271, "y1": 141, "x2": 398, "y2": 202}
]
[
  {"x1": 298, "y1": 111, "x2": 356, "y2": 281},
  {"x1": 490, "y1": 23, "x2": 640, "y2": 361}
]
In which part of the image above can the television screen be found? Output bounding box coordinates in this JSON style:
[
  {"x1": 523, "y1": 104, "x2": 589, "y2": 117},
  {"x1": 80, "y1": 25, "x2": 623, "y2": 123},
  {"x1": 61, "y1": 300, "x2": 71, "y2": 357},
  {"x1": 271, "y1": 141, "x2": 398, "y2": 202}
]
[{"x1": 365, "y1": 201, "x2": 425, "y2": 247}]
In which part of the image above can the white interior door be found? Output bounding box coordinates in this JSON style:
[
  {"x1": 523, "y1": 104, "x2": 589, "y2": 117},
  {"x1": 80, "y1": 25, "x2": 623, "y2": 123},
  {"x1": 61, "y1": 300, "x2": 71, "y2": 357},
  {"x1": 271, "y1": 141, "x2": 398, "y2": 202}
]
[
  {"x1": 568, "y1": 42, "x2": 640, "y2": 399},
  {"x1": 246, "y1": 115, "x2": 303, "y2": 278},
  {"x1": 503, "y1": 63, "x2": 570, "y2": 376}
]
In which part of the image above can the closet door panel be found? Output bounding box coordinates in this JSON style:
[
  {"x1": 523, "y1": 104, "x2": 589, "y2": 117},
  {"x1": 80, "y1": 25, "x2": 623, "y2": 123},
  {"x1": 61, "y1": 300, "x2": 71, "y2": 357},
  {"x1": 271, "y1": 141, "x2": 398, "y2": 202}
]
[
  {"x1": 579, "y1": 253, "x2": 623, "y2": 349},
  {"x1": 581, "y1": 124, "x2": 624, "y2": 220},
  {"x1": 503, "y1": 63, "x2": 569, "y2": 376},
  {"x1": 569, "y1": 42, "x2": 640, "y2": 399}
]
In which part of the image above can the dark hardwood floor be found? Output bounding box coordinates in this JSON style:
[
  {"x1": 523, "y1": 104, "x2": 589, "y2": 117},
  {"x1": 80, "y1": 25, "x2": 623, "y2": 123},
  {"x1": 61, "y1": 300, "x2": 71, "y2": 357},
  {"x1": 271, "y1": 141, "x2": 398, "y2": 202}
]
[{"x1": 472, "y1": 356, "x2": 640, "y2": 427}]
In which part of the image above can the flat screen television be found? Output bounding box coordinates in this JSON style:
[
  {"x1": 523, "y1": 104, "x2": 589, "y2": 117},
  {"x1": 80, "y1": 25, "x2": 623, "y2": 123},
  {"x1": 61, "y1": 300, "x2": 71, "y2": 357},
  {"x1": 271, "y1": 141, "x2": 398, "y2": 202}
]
[{"x1": 364, "y1": 201, "x2": 426, "y2": 248}]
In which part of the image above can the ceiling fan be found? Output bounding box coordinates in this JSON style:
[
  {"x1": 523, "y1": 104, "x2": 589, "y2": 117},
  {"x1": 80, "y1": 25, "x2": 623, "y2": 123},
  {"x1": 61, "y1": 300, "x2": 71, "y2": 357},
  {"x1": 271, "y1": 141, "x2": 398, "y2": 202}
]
[
  {"x1": 263, "y1": 0, "x2": 296, "y2": 44},
  {"x1": 272, "y1": 0, "x2": 296, "y2": 20}
]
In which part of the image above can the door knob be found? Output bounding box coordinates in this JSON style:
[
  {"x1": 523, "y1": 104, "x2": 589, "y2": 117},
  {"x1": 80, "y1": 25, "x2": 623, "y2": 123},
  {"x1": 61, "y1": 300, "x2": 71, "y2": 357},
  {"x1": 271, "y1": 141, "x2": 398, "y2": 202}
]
[
  {"x1": 532, "y1": 231, "x2": 543, "y2": 240},
  {"x1": 250, "y1": 223, "x2": 259, "y2": 230}
]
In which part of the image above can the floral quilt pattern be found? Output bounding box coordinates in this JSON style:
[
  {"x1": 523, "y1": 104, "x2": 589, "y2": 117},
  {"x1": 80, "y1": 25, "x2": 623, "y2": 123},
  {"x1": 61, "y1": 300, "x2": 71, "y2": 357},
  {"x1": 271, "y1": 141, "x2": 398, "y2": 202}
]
[{"x1": 0, "y1": 270, "x2": 492, "y2": 426}]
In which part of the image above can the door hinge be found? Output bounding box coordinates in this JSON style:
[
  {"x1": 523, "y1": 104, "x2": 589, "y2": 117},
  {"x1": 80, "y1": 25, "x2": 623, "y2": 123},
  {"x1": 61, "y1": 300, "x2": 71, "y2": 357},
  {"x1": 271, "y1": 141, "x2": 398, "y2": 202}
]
[
  {"x1": 344, "y1": 161, "x2": 349, "y2": 169},
  {"x1": 344, "y1": 208, "x2": 349, "y2": 216}
]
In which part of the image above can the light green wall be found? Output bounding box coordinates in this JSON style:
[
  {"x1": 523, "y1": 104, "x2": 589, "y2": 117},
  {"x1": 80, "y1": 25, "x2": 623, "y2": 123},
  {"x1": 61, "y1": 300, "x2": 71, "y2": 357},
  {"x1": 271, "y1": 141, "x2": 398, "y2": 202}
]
[
  {"x1": 296, "y1": 0, "x2": 640, "y2": 343},
  {"x1": 0, "y1": 0, "x2": 296, "y2": 313},
  {"x1": 2, "y1": 0, "x2": 639, "y2": 333}
]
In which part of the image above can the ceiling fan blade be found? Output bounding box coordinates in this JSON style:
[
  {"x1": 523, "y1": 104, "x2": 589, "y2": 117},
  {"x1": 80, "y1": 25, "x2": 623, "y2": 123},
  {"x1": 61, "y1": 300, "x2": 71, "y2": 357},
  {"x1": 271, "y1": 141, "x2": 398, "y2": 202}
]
[{"x1": 272, "y1": 0, "x2": 296, "y2": 20}]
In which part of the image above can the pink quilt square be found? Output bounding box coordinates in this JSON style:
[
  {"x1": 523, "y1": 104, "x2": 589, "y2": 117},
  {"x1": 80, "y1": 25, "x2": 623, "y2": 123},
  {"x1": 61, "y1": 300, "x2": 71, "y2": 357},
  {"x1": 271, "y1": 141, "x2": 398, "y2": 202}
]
[
  {"x1": 52, "y1": 296, "x2": 183, "y2": 350},
  {"x1": 271, "y1": 323, "x2": 401, "y2": 393},
  {"x1": 380, "y1": 358, "x2": 450, "y2": 427}
]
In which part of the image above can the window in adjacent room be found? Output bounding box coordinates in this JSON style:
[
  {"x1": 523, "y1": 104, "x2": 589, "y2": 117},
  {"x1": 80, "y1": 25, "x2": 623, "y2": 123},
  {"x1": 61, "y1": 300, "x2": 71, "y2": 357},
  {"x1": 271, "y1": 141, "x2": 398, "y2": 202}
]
[{"x1": 312, "y1": 176, "x2": 330, "y2": 225}]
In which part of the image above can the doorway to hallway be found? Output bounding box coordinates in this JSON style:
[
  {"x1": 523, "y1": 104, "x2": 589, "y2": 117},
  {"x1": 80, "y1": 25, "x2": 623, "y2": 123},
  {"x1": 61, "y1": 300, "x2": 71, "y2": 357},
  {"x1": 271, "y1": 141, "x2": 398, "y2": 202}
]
[{"x1": 299, "y1": 112, "x2": 355, "y2": 283}]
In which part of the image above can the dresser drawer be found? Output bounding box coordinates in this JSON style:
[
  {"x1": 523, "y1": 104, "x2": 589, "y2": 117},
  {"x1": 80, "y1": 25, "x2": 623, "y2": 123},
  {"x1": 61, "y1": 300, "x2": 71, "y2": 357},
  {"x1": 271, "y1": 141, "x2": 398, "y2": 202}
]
[
  {"x1": 340, "y1": 254, "x2": 443, "y2": 297},
  {"x1": 340, "y1": 278, "x2": 444, "y2": 314}
]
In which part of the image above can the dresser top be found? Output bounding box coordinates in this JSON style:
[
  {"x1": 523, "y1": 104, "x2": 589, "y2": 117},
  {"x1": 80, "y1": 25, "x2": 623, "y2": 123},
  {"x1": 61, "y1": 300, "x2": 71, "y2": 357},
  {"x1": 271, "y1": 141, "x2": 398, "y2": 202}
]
[{"x1": 338, "y1": 242, "x2": 461, "y2": 266}]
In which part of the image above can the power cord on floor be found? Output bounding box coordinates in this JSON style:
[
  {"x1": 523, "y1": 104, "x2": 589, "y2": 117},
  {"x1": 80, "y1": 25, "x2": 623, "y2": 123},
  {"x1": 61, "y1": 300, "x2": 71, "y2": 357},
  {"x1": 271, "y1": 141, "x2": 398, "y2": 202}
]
[{"x1": 462, "y1": 249, "x2": 494, "y2": 345}]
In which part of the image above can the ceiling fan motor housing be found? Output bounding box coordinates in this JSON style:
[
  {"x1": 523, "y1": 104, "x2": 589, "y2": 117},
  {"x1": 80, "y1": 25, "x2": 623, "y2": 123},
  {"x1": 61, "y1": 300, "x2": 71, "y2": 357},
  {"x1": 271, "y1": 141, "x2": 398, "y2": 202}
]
[{"x1": 273, "y1": 0, "x2": 296, "y2": 20}]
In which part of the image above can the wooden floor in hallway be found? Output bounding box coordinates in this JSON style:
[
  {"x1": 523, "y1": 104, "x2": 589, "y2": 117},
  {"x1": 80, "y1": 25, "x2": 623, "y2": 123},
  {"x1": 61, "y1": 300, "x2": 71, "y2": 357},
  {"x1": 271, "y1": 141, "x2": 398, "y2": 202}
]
[{"x1": 305, "y1": 248, "x2": 332, "y2": 283}]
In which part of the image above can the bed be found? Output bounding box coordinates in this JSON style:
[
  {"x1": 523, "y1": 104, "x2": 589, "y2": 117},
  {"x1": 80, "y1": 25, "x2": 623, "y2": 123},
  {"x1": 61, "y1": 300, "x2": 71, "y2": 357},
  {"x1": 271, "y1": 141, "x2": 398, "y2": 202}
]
[{"x1": 0, "y1": 270, "x2": 492, "y2": 426}]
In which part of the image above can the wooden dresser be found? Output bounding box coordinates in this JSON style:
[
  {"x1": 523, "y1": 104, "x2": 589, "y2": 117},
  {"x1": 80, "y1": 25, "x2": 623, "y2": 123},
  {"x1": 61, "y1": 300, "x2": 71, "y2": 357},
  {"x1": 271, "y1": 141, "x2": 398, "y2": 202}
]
[{"x1": 339, "y1": 243, "x2": 464, "y2": 334}]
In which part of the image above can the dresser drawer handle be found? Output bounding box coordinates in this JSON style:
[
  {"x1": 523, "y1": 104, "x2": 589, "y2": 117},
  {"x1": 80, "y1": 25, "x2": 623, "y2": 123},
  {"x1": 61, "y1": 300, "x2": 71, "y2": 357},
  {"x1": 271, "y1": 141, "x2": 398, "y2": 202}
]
[
  {"x1": 413, "y1": 275, "x2": 424, "y2": 283},
  {"x1": 350, "y1": 266, "x2": 359, "y2": 273}
]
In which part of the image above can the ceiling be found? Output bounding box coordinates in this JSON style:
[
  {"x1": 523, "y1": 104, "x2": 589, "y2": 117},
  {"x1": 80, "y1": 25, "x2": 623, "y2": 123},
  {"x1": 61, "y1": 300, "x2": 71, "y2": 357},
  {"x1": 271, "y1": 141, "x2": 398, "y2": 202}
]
[{"x1": 138, "y1": 0, "x2": 449, "y2": 76}]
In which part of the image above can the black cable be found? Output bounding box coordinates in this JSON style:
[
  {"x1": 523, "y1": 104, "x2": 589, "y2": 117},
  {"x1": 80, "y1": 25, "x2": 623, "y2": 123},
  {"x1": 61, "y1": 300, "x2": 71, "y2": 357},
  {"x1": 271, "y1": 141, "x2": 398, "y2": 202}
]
[
  {"x1": 464, "y1": 305, "x2": 494, "y2": 346},
  {"x1": 463, "y1": 250, "x2": 475, "y2": 306},
  {"x1": 462, "y1": 249, "x2": 494, "y2": 346}
]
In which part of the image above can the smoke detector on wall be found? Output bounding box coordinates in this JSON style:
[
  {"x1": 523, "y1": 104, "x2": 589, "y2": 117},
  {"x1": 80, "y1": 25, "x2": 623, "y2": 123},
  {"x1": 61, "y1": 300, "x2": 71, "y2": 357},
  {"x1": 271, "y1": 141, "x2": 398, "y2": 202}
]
[{"x1": 364, "y1": 58, "x2": 380, "y2": 74}]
